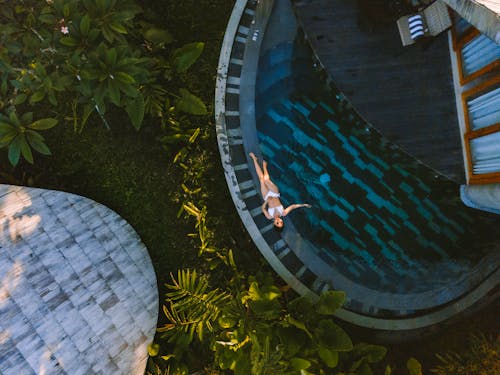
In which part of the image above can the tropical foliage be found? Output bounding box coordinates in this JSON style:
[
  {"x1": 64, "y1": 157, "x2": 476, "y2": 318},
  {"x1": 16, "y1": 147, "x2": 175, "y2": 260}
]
[
  {"x1": 0, "y1": 111, "x2": 57, "y2": 165},
  {"x1": 146, "y1": 147, "x2": 389, "y2": 374},
  {"x1": 431, "y1": 333, "x2": 499, "y2": 375},
  {"x1": 152, "y1": 268, "x2": 389, "y2": 375},
  {"x1": 0, "y1": 0, "x2": 207, "y2": 165}
]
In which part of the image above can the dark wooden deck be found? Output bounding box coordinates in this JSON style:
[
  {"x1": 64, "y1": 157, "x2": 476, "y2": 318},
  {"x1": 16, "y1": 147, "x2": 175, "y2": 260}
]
[{"x1": 294, "y1": 0, "x2": 465, "y2": 183}]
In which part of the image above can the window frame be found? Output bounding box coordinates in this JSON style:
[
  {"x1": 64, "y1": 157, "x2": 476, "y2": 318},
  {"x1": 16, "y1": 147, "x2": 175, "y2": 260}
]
[
  {"x1": 452, "y1": 25, "x2": 500, "y2": 86},
  {"x1": 462, "y1": 76, "x2": 500, "y2": 184}
]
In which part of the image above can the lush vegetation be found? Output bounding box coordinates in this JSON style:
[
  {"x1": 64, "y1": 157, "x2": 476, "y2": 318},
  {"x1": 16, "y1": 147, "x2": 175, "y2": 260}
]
[
  {"x1": 431, "y1": 334, "x2": 499, "y2": 375},
  {"x1": 147, "y1": 190, "x2": 389, "y2": 374},
  {"x1": 0, "y1": 0, "x2": 497, "y2": 374},
  {"x1": 0, "y1": 0, "x2": 207, "y2": 166}
]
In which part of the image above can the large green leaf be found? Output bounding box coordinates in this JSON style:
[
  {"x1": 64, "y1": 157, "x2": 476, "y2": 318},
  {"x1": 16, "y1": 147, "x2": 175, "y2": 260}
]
[
  {"x1": 357, "y1": 362, "x2": 373, "y2": 375},
  {"x1": 8, "y1": 135, "x2": 21, "y2": 166},
  {"x1": 0, "y1": 121, "x2": 15, "y2": 134},
  {"x1": 316, "y1": 290, "x2": 345, "y2": 315},
  {"x1": 244, "y1": 281, "x2": 282, "y2": 319},
  {"x1": 9, "y1": 111, "x2": 20, "y2": 127},
  {"x1": 171, "y1": 42, "x2": 204, "y2": 73},
  {"x1": 290, "y1": 357, "x2": 311, "y2": 371},
  {"x1": 106, "y1": 48, "x2": 117, "y2": 66},
  {"x1": 14, "y1": 93, "x2": 27, "y2": 105},
  {"x1": 109, "y1": 22, "x2": 127, "y2": 34},
  {"x1": 288, "y1": 296, "x2": 315, "y2": 316},
  {"x1": 101, "y1": 26, "x2": 115, "y2": 43},
  {"x1": 116, "y1": 71, "x2": 136, "y2": 84},
  {"x1": 351, "y1": 343, "x2": 387, "y2": 363},
  {"x1": 26, "y1": 130, "x2": 51, "y2": 155},
  {"x1": 80, "y1": 14, "x2": 90, "y2": 35},
  {"x1": 175, "y1": 88, "x2": 207, "y2": 115},
  {"x1": 285, "y1": 315, "x2": 312, "y2": 338},
  {"x1": 48, "y1": 92, "x2": 57, "y2": 106},
  {"x1": 247, "y1": 281, "x2": 281, "y2": 301},
  {"x1": 28, "y1": 118, "x2": 58, "y2": 130},
  {"x1": 89, "y1": 28, "x2": 100, "y2": 41},
  {"x1": 108, "y1": 80, "x2": 121, "y2": 106},
  {"x1": 277, "y1": 326, "x2": 306, "y2": 357},
  {"x1": 39, "y1": 13, "x2": 56, "y2": 24},
  {"x1": 406, "y1": 358, "x2": 422, "y2": 375},
  {"x1": 63, "y1": 3, "x2": 70, "y2": 18},
  {"x1": 60, "y1": 37, "x2": 78, "y2": 47},
  {"x1": 125, "y1": 95, "x2": 145, "y2": 130},
  {"x1": 21, "y1": 112, "x2": 33, "y2": 124},
  {"x1": 1, "y1": 78, "x2": 8, "y2": 96},
  {"x1": 318, "y1": 345, "x2": 339, "y2": 368},
  {"x1": 0, "y1": 131, "x2": 16, "y2": 148},
  {"x1": 0, "y1": 120, "x2": 15, "y2": 133},
  {"x1": 74, "y1": 104, "x2": 95, "y2": 133},
  {"x1": 116, "y1": 80, "x2": 138, "y2": 97},
  {"x1": 314, "y1": 319, "x2": 353, "y2": 352},
  {"x1": 248, "y1": 299, "x2": 281, "y2": 320},
  {"x1": 19, "y1": 134, "x2": 33, "y2": 164},
  {"x1": 29, "y1": 90, "x2": 46, "y2": 104},
  {"x1": 144, "y1": 28, "x2": 173, "y2": 45}
]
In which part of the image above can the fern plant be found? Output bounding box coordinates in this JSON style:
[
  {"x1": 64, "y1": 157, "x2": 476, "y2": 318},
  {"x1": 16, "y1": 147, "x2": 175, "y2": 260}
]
[
  {"x1": 431, "y1": 333, "x2": 499, "y2": 375},
  {"x1": 158, "y1": 269, "x2": 230, "y2": 343}
]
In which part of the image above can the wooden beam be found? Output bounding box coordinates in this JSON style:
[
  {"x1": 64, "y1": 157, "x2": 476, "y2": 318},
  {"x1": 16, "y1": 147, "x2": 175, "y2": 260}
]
[{"x1": 469, "y1": 171, "x2": 500, "y2": 184}]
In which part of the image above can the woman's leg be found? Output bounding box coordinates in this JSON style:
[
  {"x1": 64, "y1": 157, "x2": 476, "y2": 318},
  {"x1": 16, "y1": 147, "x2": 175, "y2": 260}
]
[
  {"x1": 263, "y1": 160, "x2": 279, "y2": 193},
  {"x1": 250, "y1": 153, "x2": 269, "y2": 198}
]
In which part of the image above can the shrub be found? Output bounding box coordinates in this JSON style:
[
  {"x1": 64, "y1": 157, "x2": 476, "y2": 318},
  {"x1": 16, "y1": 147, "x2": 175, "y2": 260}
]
[{"x1": 0, "y1": 0, "x2": 207, "y2": 166}]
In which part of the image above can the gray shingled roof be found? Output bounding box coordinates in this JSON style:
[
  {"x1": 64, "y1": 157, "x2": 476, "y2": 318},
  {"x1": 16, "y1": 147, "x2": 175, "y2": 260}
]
[{"x1": 0, "y1": 184, "x2": 158, "y2": 375}]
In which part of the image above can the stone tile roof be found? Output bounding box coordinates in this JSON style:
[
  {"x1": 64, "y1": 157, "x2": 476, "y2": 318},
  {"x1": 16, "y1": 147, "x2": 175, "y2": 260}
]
[
  {"x1": 0, "y1": 184, "x2": 158, "y2": 375},
  {"x1": 475, "y1": 0, "x2": 500, "y2": 14}
]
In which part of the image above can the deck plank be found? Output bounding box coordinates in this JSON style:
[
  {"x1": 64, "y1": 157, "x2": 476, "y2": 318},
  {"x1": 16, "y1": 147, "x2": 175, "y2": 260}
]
[{"x1": 294, "y1": 0, "x2": 465, "y2": 183}]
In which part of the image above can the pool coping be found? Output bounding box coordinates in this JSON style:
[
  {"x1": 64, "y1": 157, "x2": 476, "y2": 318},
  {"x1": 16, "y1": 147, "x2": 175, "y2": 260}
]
[{"x1": 215, "y1": 0, "x2": 500, "y2": 332}]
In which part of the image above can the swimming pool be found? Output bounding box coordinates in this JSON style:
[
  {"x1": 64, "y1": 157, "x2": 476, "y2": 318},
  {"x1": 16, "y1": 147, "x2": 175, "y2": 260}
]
[{"x1": 254, "y1": 1, "x2": 500, "y2": 302}]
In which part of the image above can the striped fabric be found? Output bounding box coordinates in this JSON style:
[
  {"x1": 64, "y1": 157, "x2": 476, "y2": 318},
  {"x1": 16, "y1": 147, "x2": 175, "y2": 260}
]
[{"x1": 408, "y1": 14, "x2": 425, "y2": 40}]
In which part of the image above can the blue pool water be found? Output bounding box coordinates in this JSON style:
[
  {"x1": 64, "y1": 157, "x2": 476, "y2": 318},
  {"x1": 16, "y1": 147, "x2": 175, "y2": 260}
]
[{"x1": 255, "y1": 35, "x2": 500, "y2": 295}]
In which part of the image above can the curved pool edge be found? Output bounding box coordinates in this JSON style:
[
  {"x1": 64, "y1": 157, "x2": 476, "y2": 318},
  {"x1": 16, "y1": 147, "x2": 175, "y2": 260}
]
[
  {"x1": 215, "y1": 0, "x2": 317, "y2": 301},
  {"x1": 214, "y1": 0, "x2": 500, "y2": 333}
]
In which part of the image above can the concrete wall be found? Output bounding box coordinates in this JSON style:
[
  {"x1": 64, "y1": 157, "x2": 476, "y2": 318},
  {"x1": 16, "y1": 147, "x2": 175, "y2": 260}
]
[
  {"x1": 461, "y1": 183, "x2": 500, "y2": 214},
  {"x1": 443, "y1": 0, "x2": 500, "y2": 43}
]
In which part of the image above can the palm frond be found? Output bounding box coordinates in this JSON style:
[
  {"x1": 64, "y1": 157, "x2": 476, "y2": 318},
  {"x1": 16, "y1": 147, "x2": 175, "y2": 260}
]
[{"x1": 159, "y1": 269, "x2": 230, "y2": 342}]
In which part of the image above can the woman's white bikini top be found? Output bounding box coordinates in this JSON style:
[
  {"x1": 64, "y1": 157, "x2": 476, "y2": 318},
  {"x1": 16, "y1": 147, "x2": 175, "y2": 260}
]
[
  {"x1": 264, "y1": 190, "x2": 283, "y2": 217},
  {"x1": 268, "y1": 205, "x2": 284, "y2": 217}
]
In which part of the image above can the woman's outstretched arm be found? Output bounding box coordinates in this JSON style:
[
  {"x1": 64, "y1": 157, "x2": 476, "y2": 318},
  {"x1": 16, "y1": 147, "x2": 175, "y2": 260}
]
[{"x1": 282, "y1": 203, "x2": 311, "y2": 216}]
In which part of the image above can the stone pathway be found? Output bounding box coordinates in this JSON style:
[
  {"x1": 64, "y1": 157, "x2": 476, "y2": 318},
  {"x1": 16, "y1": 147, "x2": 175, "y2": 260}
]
[{"x1": 0, "y1": 184, "x2": 158, "y2": 375}]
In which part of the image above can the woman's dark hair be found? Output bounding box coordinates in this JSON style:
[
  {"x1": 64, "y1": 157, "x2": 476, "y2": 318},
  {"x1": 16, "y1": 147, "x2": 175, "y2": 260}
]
[{"x1": 274, "y1": 222, "x2": 284, "y2": 232}]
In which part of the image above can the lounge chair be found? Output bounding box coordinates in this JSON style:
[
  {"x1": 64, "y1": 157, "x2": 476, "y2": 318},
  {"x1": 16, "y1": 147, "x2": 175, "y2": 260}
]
[{"x1": 397, "y1": 0, "x2": 452, "y2": 46}]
